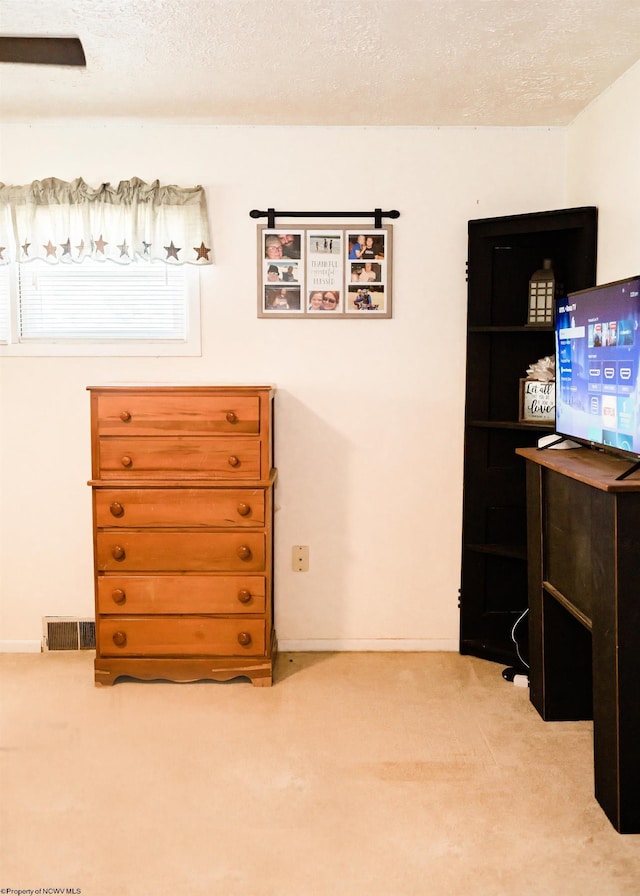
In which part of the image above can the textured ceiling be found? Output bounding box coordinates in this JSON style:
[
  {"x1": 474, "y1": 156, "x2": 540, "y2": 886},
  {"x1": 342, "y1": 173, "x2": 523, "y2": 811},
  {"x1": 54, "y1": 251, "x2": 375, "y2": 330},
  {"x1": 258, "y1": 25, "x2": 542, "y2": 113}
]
[{"x1": 1, "y1": 0, "x2": 639, "y2": 126}]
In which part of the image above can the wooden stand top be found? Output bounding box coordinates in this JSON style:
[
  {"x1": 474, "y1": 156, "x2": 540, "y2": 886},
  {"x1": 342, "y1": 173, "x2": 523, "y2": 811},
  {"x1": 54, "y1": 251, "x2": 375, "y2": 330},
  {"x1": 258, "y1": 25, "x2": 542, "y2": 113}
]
[{"x1": 516, "y1": 446, "x2": 640, "y2": 493}]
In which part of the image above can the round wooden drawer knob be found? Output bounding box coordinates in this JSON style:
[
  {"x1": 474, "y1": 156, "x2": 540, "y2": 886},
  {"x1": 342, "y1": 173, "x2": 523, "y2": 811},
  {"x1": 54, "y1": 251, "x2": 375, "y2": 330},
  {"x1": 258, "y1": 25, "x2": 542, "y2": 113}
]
[
  {"x1": 237, "y1": 631, "x2": 252, "y2": 647},
  {"x1": 237, "y1": 502, "x2": 251, "y2": 517},
  {"x1": 237, "y1": 545, "x2": 252, "y2": 561},
  {"x1": 226, "y1": 411, "x2": 237, "y2": 424},
  {"x1": 110, "y1": 501, "x2": 124, "y2": 517},
  {"x1": 120, "y1": 410, "x2": 131, "y2": 422},
  {"x1": 112, "y1": 631, "x2": 127, "y2": 647},
  {"x1": 111, "y1": 588, "x2": 127, "y2": 605},
  {"x1": 120, "y1": 456, "x2": 133, "y2": 468},
  {"x1": 228, "y1": 455, "x2": 240, "y2": 468},
  {"x1": 111, "y1": 545, "x2": 126, "y2": 561},
  {"x1": 237, "y1": 589, "x2": 252, "y2": 604}
]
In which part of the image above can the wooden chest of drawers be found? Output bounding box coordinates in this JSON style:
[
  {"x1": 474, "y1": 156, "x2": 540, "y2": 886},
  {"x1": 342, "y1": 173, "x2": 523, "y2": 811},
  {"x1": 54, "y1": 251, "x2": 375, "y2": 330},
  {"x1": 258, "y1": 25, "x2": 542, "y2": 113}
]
[{"x1": 88, "y1": 385, "x2": 276, "y2": 686}]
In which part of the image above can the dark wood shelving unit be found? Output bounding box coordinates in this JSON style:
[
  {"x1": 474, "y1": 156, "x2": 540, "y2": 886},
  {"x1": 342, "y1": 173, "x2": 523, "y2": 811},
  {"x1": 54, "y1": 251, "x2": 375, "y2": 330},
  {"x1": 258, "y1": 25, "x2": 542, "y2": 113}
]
[{"x1": 459, "y1": 207, "x2": 598, "y2": 666}]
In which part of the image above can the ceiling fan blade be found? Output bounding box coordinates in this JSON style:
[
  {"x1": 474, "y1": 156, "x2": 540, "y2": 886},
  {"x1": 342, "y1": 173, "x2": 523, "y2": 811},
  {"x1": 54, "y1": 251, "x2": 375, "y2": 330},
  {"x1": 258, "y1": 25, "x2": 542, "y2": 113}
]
[{"x1": 0, "y1": 36, "x2": 86, "y2": 66}]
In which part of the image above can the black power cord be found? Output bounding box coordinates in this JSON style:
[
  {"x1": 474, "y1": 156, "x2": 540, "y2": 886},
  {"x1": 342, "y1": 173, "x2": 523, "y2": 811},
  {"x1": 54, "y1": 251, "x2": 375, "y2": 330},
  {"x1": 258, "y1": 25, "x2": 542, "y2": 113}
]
[{"x1": 502, "y1": 607, "x2": 529, "y2": 683}]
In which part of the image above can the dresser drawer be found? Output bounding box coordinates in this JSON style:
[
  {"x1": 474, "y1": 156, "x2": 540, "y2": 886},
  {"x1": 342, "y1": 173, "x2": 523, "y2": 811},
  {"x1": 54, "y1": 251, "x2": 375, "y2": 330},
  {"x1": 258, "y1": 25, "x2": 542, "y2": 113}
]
[
  {"x1": 96, "y1": 532, "x2": 265, "y2": 571},
  {"x1": 95, "y1": 392, "x2": 261, "y2": 436},
  {"x1": 99, "y1": 617, "x2": 266, "y2": 657},
  {"x1": 97, "y1": 437, "x2": 262, "y2": 480},
  {"x1": 95, "y1": 488, "x2": 266, "y2": 527},
  {"x1": 97, "y1": 575, "x2": 266, "y2": 614}
]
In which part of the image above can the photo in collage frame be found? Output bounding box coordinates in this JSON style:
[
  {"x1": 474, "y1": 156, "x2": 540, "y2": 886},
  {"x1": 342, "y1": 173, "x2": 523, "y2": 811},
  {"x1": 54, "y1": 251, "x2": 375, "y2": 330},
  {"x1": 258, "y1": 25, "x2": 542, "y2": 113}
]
[{"x1": 258, "y1": 225, "x2": 392, "y2": 318}]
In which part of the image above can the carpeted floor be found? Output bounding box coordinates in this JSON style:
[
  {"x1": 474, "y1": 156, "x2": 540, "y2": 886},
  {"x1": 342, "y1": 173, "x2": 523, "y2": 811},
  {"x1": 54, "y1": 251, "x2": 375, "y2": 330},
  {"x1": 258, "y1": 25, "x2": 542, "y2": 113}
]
[{"x1": 1, "y1": 650, "x2": 639, "y2": 895}]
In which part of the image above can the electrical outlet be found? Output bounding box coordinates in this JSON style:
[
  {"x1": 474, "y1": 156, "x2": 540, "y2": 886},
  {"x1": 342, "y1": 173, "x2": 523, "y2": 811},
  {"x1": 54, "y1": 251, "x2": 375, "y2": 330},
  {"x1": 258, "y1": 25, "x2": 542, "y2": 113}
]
[{"x1": 292, "y1": 545, "x2": 309, "y2": 572}]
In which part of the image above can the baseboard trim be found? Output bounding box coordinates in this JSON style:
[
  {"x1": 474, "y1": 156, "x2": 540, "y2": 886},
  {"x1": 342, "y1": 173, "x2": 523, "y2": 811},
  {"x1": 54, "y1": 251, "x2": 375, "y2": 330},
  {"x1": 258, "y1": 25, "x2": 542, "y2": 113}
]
[
  {"x1": 1, "y1": 638, "x2": 459, "y2": 654},
  {"x1": 0, "y1": 639, "x2": 41, "y2": 653},
  {"x1": 279, "y1": 639, "x2": 459, "y2": 652}
]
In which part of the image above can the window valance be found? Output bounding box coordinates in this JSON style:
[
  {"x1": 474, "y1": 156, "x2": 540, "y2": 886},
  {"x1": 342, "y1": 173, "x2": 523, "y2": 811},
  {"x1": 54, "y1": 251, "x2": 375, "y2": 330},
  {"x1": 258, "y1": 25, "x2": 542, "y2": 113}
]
[{"x1": 0, "y1": 177, "x2": 212, "y2": 265}]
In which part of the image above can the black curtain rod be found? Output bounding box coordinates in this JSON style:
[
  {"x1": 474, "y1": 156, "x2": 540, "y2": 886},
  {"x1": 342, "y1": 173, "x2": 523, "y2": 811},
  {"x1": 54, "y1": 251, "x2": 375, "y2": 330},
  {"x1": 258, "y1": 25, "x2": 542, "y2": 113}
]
[{"x1": 250, "y1": 208, "x2": 400, "y2": 229}]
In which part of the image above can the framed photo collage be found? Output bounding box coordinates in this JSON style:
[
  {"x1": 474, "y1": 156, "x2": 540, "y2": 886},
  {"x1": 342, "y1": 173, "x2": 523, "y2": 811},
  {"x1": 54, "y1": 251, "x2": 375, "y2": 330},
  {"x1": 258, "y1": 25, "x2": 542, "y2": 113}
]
[{"x1": 258, "y1": 224, "x2": 392, "y2": 318}]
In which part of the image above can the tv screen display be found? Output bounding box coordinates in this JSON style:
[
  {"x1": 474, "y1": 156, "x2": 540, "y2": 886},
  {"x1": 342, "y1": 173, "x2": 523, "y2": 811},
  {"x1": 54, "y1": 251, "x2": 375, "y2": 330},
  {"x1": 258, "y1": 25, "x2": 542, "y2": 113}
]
[{"x1": 555, "y1": 275, "x2": 640, "y2": 460}]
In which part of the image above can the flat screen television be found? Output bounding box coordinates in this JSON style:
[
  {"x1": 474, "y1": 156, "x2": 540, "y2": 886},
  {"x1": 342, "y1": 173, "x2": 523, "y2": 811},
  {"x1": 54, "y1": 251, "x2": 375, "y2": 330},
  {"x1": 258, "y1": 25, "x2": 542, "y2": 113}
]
[{"x1": 554, "y1": 275, "x2": 640, "y2": 480}]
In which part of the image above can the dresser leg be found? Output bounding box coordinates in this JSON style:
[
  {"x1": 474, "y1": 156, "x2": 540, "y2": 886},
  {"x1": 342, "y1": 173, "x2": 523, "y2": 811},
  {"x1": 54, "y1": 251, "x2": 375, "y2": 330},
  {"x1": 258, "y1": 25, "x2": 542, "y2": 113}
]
[
  {"x1": 94, "y1": 667, "x2": 117, "y2": 686},
  {"x1": 251, "y1": 674, "x2": 272, "y2": 687}
]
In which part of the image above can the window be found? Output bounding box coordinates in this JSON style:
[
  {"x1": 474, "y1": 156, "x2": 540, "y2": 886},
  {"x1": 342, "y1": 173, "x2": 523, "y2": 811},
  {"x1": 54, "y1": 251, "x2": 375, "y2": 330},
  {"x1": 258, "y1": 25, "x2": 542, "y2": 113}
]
[
  {"x1": 0, "y1": 260, "x2": 201, "y2": 357},
  {"x1": 0, "y1": 177, "x2": 211, "y2": 355}
]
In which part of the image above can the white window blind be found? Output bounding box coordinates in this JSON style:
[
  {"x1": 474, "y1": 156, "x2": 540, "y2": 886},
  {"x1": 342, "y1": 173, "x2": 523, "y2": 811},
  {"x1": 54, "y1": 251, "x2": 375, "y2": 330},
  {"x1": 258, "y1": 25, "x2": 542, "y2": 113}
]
[
  {"x1": 0, "y1": 260, "x2": 201, "y2": 357},
  {"x1": 18, "y1": 261, "x2": 186, "y2": 340}
]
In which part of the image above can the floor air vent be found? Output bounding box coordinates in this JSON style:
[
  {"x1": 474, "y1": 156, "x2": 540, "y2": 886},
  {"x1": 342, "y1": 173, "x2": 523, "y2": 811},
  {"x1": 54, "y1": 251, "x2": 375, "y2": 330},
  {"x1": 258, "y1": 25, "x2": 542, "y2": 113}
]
[{"x1": 42, "y1": 617, "x2": 96, "y2": 651}]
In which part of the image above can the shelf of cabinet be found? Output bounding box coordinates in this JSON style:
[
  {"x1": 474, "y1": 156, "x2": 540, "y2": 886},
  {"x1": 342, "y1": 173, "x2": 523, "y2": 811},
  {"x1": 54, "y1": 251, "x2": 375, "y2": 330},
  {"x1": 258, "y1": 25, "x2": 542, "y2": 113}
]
[
  {"x1": 465, "y1": 543, "x2": 527, "y2": 562},
  {"x1": 468, "y1": 325, "x2": 554, "y2": 333},
  {"x1": 467, "y1": 419, "x2": 553, "y2": 431}
]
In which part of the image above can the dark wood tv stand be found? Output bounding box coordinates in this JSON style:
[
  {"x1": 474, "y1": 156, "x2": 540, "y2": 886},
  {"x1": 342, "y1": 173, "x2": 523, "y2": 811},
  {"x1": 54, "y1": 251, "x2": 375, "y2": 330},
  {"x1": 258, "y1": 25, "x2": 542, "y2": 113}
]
[{"x1": 517, "y1": 446, "x2": 640, "y2": 833}]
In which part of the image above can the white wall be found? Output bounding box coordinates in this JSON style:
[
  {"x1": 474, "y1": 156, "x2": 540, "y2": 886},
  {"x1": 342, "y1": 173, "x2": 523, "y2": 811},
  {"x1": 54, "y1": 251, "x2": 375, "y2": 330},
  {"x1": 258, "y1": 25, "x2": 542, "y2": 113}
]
[
  {"x1": 1, "y1": 124, "x2": 569, "y2": 649},
  {"x1": 567, "y1": 60, "x2": 640, "y2": 282}
]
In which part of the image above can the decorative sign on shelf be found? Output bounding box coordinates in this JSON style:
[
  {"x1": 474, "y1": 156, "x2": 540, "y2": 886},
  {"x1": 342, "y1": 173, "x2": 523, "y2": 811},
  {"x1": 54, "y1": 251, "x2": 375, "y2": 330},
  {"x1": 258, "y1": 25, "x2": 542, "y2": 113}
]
[
  {"x1": 257, "y1": 224, "x2": 392, "y2": 318},
  {"x1": 519, "y1": 379, "x2": 556, "y2": 423},
  {"x1": 519, "y1": 354, "x2": 556, "y2": 423}
]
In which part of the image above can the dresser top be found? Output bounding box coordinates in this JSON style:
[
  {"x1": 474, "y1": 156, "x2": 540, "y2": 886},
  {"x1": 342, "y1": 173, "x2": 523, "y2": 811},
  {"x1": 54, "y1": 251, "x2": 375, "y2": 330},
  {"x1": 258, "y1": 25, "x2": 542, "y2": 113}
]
[{"x1": 87, "y1": 384, "x2": 274, "y2": 392}]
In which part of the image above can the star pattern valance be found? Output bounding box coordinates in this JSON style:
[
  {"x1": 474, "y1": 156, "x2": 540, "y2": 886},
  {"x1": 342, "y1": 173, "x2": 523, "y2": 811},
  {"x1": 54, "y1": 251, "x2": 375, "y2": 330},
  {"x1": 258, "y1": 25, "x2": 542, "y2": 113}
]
[{"x1": 0, "y1": 177, "x2": 212, "y2": 265}]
